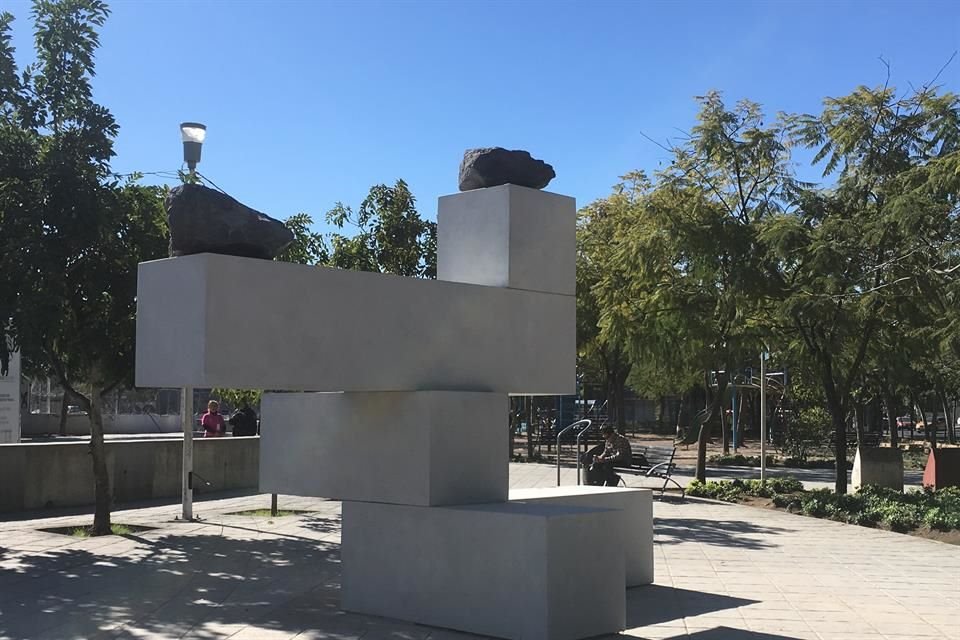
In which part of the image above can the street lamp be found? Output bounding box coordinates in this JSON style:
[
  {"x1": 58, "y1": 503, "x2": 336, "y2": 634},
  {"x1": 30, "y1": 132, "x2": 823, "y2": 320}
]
[{"x1": 179, "y1": 122, "x2": 207, "y2": 174}]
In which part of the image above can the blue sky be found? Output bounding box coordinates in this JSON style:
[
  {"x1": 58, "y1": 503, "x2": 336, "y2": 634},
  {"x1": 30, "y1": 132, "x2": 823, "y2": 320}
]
[{"x1": 5, "y1": 0, "x2": 959, "y2": 234}]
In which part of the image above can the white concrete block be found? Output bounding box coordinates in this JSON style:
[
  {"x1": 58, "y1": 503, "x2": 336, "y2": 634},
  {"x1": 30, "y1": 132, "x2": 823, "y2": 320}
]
[
  {"x1": 438, "y1": 185, "x2": 576, "y2": 295},
  {"x1": 135, "y1": 253, "x2": 574, "y2": 394},
  {"x1": 510, "y1": 485, "x2": 653, "y2": 587},
  {"x1": 852, "y1": 447, "x2": 904, "y2": 492},
  {"x1": 342, "y1": 500, "x2": 625, "y2": 640},
  {"x1": 260, "y1": 391, "x2": 507, "y2": 506}
]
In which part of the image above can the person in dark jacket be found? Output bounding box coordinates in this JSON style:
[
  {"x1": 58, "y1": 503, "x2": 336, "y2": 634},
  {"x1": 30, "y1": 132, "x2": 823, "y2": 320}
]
[
  {"x1": 229, "y1": 402, "x2": 259, "y2": 436},
  {"x1": 585, "y1": 425, "x2": 632, "y2": 486}
]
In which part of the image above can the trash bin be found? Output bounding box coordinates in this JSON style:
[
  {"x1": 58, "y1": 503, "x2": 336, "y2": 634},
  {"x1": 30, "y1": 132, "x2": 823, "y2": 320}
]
[{"x1": 580, "y1": 450, "x2": 604, "y2": 485}]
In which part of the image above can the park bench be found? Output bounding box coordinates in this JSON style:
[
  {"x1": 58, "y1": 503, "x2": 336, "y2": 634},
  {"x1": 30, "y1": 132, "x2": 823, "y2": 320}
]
[{"x1": 614, "y1": 445, "x2": 685, "y2": 498}]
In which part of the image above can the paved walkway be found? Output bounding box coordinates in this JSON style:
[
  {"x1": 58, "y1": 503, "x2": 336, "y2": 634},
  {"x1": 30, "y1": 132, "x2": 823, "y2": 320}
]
[{"x1": 1, "y1": 463, "x2": 957, "y2": 640}]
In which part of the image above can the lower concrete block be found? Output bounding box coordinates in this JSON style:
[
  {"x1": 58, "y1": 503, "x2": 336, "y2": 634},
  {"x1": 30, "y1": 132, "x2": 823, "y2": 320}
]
[
  {"x1": 510, "y1": 485, "x2": 653, "y2": 587},
  {"x1": 852, "y1": 447, "x2": 904, "y2": 492},
  {"x1": 260, "y1": 391, "x2": 507, "y2": 506},
  {"x1": 341, "y1": 500, "x2": 626, "y2": 640}
]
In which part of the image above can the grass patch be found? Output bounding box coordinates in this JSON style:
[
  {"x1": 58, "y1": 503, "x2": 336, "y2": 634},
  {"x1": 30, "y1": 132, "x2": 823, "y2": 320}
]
[
  {"x1": 42, "y1": 523, "x2": 155, "y2": 537},
  {"x1": 225, "y1": 509, "x2": 314, "y2": 517}
]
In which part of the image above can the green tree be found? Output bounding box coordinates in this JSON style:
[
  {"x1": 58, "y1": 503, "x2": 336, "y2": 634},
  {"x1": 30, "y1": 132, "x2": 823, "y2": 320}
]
[
  {"x1": 326, "y1": 179, "x2": 436, "y2": 278},
  {"x1": 595, "y1": 94, "x2": 796, "y2": 481},
  {"x1": 577, "y1": 192, "x2": 634, "y2": 430},
  {"x1": 763, "y1": 81, "x2": 960, "y2": 492},
  {"x1": 277, "y1": 212, "x2": 329, "y2": 265},
  {"x1": 0, "y1": 1, "x2": 168, "y2": 534}
]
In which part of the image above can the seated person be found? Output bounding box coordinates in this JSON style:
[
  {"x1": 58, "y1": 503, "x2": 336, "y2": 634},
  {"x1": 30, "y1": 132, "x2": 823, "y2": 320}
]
[{"x1": 584, "y1": 425, "x2": 632, "y2": 486}]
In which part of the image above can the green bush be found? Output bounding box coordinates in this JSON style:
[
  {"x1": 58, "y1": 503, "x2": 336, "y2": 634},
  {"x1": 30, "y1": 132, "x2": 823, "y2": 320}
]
[
  {"x1": 688, "y1": 480, "x2": 960, "y2": 535},
  {"x1": 707, "y1": 454, "x2": 776, "y2": 467},
  {"x1": 881, "y1": 505, "x2": 920, "y2": 532},
  {"x1": 781, "y1": 407, "x2": 831, "y2": 463},
  {"x1": 921, "y1": 507, "x2": 954, "y2": 531},
  {"x1": 800, "y1": 490, "x2": 832, "y2": 517},
  {"x1": 767, "y1": 477, "x2": 804, "y2": 493},
  {"x1": 686, "y1": 477, "x2": 804, "y2": 502}
]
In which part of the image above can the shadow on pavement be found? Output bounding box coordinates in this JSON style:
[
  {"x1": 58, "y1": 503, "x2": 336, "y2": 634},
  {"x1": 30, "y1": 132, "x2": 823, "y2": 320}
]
[
  {"x1": 298, "y1": 512, "x2": 342, "y2": 536},
  {"x1": 0, "y1": 529, "x2": 413, "y2": 640},
  {"x1": 684, "y1": 627, "x2": 812, "y2": 639},
  {"x1": 654, "y1": 513, "x2": 793, "y2": 549},
  {"x1": 0, "y1": 489, "x2": 258, "y2": 523},
  {"x1": 626, "y1": 585, "x2": 757, "y2": 628}
]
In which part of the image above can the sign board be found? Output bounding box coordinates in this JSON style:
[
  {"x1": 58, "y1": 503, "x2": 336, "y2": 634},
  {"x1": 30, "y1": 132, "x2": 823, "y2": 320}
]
[{"x1": 0, "y1": 343, "x2": 21, "y2": 443}]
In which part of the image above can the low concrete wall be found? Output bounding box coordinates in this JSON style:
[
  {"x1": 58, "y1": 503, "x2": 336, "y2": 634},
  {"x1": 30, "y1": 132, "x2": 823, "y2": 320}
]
[
  {"x1": 0, "y1": 437, "x2": 258, "y2": 513},
  {"x1": 22, "y1": 413, "x2": 182, "y2": 437}
]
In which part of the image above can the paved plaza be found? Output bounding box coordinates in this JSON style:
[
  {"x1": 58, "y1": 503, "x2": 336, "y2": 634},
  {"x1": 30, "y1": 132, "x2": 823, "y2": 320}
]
[{"x1": 1, "y1": 463, "x2": 957, "y2": 640}]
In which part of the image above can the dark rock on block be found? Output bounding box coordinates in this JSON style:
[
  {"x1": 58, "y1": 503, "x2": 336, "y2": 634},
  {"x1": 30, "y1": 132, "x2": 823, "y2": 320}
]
[
  {"x1": 458, "y1": 148, "x2": 555, "y2": 191},
  {"x1": 166, "y1": 184, "x2": 294, "y2": 260}
]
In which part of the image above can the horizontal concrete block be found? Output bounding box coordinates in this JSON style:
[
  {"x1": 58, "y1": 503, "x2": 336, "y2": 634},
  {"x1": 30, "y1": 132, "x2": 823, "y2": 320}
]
[
  {"x1": 438, "y1": 184, "x2": 576, "y2": 295},
  {"x1": 135, "y1": 253, "x2": 574, "y2": 394},
  {"x1": 260, "y1": 391, "x2": 508, "y2": 506},
  {"x1": 342, "y1": 500, "x2": 625, "y2": 640},
  {"x1": 510, "y1": 485, "x2": 653, "y2": 587}
]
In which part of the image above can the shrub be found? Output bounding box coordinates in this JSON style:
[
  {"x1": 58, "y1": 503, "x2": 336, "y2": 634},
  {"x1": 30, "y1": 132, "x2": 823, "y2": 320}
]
[
  {"x1": 767, "y1": 477, "x2": 804, "y2": 494},
  {"x1": 800, "y1": 490, "x2": 832, "y2": 517},
  {"x1": 687, "y1": 477, "x2": 804, "y2": 503},
  {"x1": 781, "y1": 406, "x2": 831, "y2": 463},
  {"x1": 707, "y1": 454, "x2": 776, "y2": 467},
  {"x1": 881, "y1": 505, "x2": 920, "y2": 532}
]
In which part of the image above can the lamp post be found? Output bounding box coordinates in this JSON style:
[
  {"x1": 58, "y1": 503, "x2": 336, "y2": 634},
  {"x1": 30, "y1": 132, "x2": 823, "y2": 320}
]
[
  {"x1": 760, "y1": 350, "x2": 769, "y2": 484},
  {"x1": 180, "y1": 122, "x2": 207, "y2": 175},
  {"x1": 178, "y1": 121, "x2": 204, "y2": 520}
]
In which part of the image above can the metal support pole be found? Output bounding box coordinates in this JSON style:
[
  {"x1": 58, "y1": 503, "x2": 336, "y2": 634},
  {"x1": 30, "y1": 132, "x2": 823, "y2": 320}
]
[
  {"x1": 182, "y1": 386, "x2": 194, "y2": 521},
  {"x1": 732, "y1": 384, "x2": 738, "y2": 453},
  {"x1": 760, "y1": 352, "x2": 768, "y2": 484},
  {"x1": 271, "y1": 493, "x2": 278, "y2": 517}
]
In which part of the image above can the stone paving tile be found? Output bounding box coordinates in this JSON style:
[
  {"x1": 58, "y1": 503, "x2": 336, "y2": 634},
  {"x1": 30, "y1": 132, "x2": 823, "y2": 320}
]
[{"x1": 2, "y1": 462, "x2": 959, "y2": 640}]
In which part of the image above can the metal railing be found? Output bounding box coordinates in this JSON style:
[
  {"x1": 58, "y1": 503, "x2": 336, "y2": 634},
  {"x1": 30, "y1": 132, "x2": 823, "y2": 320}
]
[
  {"x1": 556, "y1": 419, "x2": 591, "y2": 486},
  {"x1": 575, "y1": 420, "x2": 596, "y2": 485}
]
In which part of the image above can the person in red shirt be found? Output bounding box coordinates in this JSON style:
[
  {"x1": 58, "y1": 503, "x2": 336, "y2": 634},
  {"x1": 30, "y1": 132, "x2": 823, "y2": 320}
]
[{"x1": 201, "y1": 400, "x2": 226, "y2": 437}]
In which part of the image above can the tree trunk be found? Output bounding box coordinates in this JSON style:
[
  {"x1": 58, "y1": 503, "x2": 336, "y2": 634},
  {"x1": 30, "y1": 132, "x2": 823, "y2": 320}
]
[
  {"x1": 824, "y1": 395, "x2": 847, "y2": 495},
  {"x1": 695, "y1": 372, "x2": 728, "y2": 482},
  {"x1": 526, "y1": 397, "x2": 534, "y2": 459},
  {"x1": 612, "y1": 366, "x2": 628, "y2": 433},
  {"x1": 938, "y1": 391, "x2": 954, "y2": 445},
  {"x1": 675, "y1": 393, "x2": 686, "y2": 439},
  {"x1": 88, "y1": 391, "x2": 112, "y2": 535},
  {"x1": 854, "y1": 402, "x2": 866, "y2": 448},
  {"x1": 884, "y1": 391, "x2": 899, "y2": 448},
  {"x1": 720, "y1": 397, "x2": 730, "y2": 456},
  {"x1": 58, "y1": 389, "x2": 70, "y2": 436}
]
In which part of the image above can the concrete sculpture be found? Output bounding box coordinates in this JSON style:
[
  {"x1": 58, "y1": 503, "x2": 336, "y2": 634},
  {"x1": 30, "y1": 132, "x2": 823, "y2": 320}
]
[{"x1": 135, "y1": 156, "x2": 651, "y2": 640}]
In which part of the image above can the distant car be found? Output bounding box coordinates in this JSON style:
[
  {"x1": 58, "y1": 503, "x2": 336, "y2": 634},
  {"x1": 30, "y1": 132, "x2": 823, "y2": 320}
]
[
  {"x1": 895, "y1": 416, "x2": 914, "y2": 430},
  {"x1": 915, "y1": 414, "x2": 947, "y2": 432}
]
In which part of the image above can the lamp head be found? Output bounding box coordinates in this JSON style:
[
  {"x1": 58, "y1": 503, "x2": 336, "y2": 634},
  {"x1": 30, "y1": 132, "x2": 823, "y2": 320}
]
[{"x1": 180, "y1": 122, "x2": 207, "y2": 173}]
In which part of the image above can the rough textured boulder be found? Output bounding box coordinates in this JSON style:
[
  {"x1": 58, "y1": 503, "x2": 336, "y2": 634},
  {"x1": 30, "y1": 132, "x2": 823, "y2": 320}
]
[
  {"x1": 166, "y1": 184, "x2": 294, "y2": 260},
  {"x1": 458, "y1": 148, "x2": 555, "y2": 191}
]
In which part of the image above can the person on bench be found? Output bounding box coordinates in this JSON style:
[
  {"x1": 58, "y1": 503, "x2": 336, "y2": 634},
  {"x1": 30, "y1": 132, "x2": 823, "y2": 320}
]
[{"x1": 586, "y1": 425, "x2": 632, "y2": 486}]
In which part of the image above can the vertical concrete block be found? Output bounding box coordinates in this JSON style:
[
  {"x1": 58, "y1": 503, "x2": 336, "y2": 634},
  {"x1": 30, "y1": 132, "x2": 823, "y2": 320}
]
[{"x1": 438, "y1": 185, "x2": 576, "y2": 295}]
